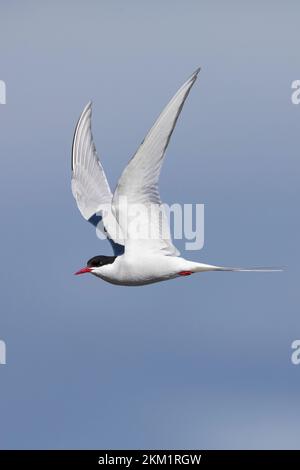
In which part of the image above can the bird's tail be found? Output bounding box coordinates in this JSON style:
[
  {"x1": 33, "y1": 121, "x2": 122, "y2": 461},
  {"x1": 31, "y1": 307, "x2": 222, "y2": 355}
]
[
  {"x1": 190, "y1": 262, "x2": 283, "y2": 273},
  {"x1": 213, "y1": 266, "x2": 283, "y2": 272}
]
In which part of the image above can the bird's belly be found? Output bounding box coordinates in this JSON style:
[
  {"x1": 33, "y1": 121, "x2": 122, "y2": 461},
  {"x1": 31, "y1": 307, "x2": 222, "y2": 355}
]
[{"x1": 96, "y1": 255, "x2": 183, "y2": 286}]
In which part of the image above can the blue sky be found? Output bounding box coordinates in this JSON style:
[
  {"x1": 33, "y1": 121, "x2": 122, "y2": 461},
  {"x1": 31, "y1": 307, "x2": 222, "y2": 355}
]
[{"x1": 0, "y1": 0, "x2": 299, "y2": 449}]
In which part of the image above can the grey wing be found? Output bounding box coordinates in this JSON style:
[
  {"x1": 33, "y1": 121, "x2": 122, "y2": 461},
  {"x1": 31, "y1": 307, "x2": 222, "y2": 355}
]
[
  {"x1": 71, "y1": 102, "x2": 124, "y2": 255},
  {"x1": 112, "y1": 68, "x2": 200, "y2": 256}
]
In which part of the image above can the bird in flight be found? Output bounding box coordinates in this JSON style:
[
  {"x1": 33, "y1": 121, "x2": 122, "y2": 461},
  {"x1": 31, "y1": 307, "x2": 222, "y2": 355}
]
[{"x1": 72, "y1": 68, "x2": 280, "y2": 286}]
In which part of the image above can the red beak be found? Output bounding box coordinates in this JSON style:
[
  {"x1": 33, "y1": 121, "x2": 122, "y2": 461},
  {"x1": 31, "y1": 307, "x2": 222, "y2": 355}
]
[{"x1": 74, "y1": 267, "x2": 92, "y2": 275}]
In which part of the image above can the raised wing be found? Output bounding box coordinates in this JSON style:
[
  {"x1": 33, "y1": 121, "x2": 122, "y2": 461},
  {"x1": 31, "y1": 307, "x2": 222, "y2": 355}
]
[
  {"x1": 112, "y1": 68, "x2": 200, "y2": 256},
  {"x1": 72, "y1": 102, "x2": 124, "y2": 255}
]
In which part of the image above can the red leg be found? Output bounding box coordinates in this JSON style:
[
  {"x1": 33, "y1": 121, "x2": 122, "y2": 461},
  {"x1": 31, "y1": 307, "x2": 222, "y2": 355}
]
[{"x1": 178, "y1": 271, "x2": 192, "y2": 276}]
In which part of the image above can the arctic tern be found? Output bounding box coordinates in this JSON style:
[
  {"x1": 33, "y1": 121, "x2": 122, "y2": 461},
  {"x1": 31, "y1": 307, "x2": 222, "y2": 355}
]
[{"x1": 72, "y1": 68, "x2": 280, "y2": 286}]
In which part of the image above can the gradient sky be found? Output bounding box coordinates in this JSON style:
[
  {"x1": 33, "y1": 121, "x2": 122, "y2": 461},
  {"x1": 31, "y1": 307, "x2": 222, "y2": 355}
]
[{"x1": 0, "y1": 0, "x2": 299, "y2": 449}]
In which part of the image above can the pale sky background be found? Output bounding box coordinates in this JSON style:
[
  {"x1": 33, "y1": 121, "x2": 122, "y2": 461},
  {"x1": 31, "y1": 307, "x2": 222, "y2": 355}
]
[{"x1": 0, "y1": 0, "x2": 299, "y2": 449}]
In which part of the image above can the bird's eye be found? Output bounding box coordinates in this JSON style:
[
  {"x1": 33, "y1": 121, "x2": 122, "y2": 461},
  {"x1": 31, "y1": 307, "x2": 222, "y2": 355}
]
[
  {"x1": 87, "y1": 256, "x2": 105, "y2": 268},
  {"x1": 87, "y1": 255, "x2": 117, "y2": 268}
]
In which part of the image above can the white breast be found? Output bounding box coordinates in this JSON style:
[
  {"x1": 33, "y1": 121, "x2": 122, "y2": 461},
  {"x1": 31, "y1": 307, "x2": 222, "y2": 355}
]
[{"x1": 92, "y1": 254, "x2": 188, "y2": 286}]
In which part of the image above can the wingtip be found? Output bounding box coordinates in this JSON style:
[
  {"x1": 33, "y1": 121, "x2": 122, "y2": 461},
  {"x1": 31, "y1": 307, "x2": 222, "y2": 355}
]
[
  {"x1": 192, "y1": 67, "x2": 201, "y2": 79},
  {"x1": 185, "y1": 67, "x2": 201, "y2": 86},
  {"x1": 84, "y1": 100, "x2": 93, "y2": 112},
  {"x1": 72, "y1": 100, "x2": 94, "y2": 171}
]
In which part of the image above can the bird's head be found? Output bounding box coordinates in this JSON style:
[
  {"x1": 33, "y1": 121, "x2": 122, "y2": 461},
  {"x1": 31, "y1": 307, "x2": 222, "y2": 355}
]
[{"x1": 75, "y1": 255, "x2": 117, "y2": 276}]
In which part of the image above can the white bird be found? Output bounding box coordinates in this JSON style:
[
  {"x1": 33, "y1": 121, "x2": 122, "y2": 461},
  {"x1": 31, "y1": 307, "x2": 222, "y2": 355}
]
[{"x1": 72, "y1": 68, "x2": 280, "y2": 286}]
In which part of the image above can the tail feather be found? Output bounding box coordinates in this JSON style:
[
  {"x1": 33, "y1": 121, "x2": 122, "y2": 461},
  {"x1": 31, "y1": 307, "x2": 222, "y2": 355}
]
[
  {"x1": 214, "y1": 266, "x2": 283, "y2": 272},
  {"x1": 190, "y1": 262, "x2": 283, "y2": 273}
]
